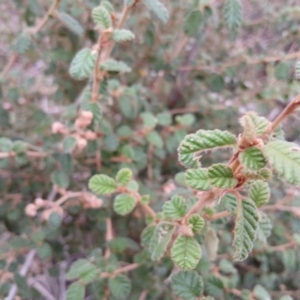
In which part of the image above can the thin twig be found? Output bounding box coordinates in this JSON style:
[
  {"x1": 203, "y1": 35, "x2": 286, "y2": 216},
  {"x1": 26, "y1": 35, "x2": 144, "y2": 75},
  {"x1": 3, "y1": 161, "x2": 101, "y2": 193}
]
[
  {"x1": 104, "y1": 218, "x2": 113, "y2": 259},
  {"x1": 101, "y1": 263, "x2": 139, "y2": 278}
]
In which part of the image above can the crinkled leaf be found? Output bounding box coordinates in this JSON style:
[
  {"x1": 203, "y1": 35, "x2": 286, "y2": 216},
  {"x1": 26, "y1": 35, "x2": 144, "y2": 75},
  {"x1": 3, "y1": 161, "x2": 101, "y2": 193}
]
[
  {"x1": 149, "y1": 223, "x2": 175, "y2": 260},
  {"x1": 219, "y1": 193, "x2": 238, "y2": 213},
  {"x1": 233, "y1": 198, "x2": 259, "y2": 261},
  {"x1": 240, "y1": 111, "x2": 270, "y2": 136},
  {"x1": 264, "y1": 141, "x2": 300, "y2": 185},
  {"x1": 240, "y1": 147, "x2": 267, "y2": 170},
  {"x1": 171, "y1": 271, "x2": 203, "y2": 300},
  {"x1": 256, "y1": 212, "x2": 272, "y2": 243},
  {"x1": 56, "y1": 11, "x2": 84, "y2": 36},
  {"x1": 101, "y1": 59, "x2": 131, "y2": 73},
  {"x1": 171, "y1": 236, "x2": 201, "y2": 270},
  {"x1": 185, "y1": 168, "x2": 211, "y2": 191},
  {"x1": 113, "y1": 193, "x2": 136, "y2": 216},
  {"x1": 88, "y1": 174, "x2": 117, "y2": 195},
  {"x1": 163, "y1": 195, "x2": 187, "y2": 220},
  {"x1": 141, "y1": 224, "x2": 156, "y2": 251},
  {"x1": 205, "y1": 276, "x2": 224, "y2": 299},
  {"x1": 142, "y1": 0, "x2": 169, "y2": 23},
  {"x1": 66, "y1": 282, "x2": 84, "y2": 300},
  {"x1": 108, "y1": 274, "x2": 131, "y2": 299},
  {"x1": 178, "y1": 129, "x2": 236, "y2": 168},
  {"x1": 112, "y1": 29, "x2": 135, "y2": 42},
  {"x1": 146, "y1": 131, "x2": 163, "y2": 148},
  {"x1": 92, "y1": 6, "x2": 112, "y2": 28},
  {"x1": 208, "y1": 164, "x2": 237, "y2": 188},
  {"x1": 51, "y1": 170, "x2": 70, "y2": 189},
  {"x1": 184, "y1": 10, "x2": 203, "y2": 37},
  {"x1": 69, "y1": 48, "x2": 96, "y2": 80},
  {"x1": 63, "y1": 136, "x2": 77, "y2": 153},
  {"x1": 116, "y1": 168, "x2": 132, "y2": 186},
  {"x1": 249, "y1": 180, "x2": 270, "y2": 207},
  {"x1": 188, "y1": 214, "x2": 205, "y2": 233},
  {"x1": 13, "y1": 33, "x2": 31, "y2": 54},
  {"x1": 223, "y1": 0, "x2": 243, "y2": 33}
]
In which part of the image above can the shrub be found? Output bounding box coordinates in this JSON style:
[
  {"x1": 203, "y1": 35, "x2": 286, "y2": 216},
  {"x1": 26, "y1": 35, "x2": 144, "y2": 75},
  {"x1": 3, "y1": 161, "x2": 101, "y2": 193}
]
[{"x1": 1, "y1": 0, "x2": 300, "y2": 299}]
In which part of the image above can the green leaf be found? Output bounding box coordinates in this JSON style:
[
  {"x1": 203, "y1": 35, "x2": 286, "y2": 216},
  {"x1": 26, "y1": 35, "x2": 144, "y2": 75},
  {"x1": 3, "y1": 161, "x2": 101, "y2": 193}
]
[
  {"x1": 253, "y1": 285, "x2": 271, "y2": 300},
  {"x1": 157, "y1": 111, "x2": 172, "y2": 126},
  {"x1": 37, "y1": 243, "x2": 52, "y2": 260},
  {"x1": 69, "y1": 48, "x2": 96, "y2": 80},
  {"x1": 108, "y1": 274, "x2": 131, "y2": 299},
  {"x1": 116, "y1": 168, "x2": 132, "y2": 186},
  {"x1": 240, "y1": 112, "x2": 270, "y2": 136},
  {"x1": 0, "y1": 137, "x2": 13, "y2": 151},
  {"x1": 178, "y1": 129, "x2": 236, "y2": 168},
  {"x1": 66, "y1": 259, "x2": 91, "y2": 280},
  {"x1": 205, "y1": 276, "x2": 224, "y2": 299},
  {"x1": 48, "y1": 212, "x2": 62, "y2": 229},
  {"x1": 171, "y1": 236, "x2": 201, "y2": 270},
  {"x1": 279, "y1": 296, "x2": 293, "y2": 300},
  {"x1": 249, "y1": 180, "x2": 270, "y2": 207},
  {"x1": 149, "y1": 223, "x2": 175, "y2": 260},
  {"x1": 233, "y1": 198, "x2": 259, "y2": 261},
  {"x1": 113, "y1": 193, "x2": 136, "y2": 216},
  {"x1": 92, "y1": 6, "x2": 112, "y2": 28},
  {"x1": 142, "y1": 0, "x2": 169, "y2": 23},
  {"x1": 204, "y1": 228, "x2": 219, "y2": 261},
  {"x1": 141, "y1": 112, "x2": 157, "y2": 128},
  {"x1": 12, "y1": 141, "x2": 28, "y2": 153},
  {"x1": 101, "y1": 0, "x2": 115, "y2": 12},
  {"x1": 56, "y1": 11, "x2": 84, "y2": 36},
  {"x1": 13, "y1": 33, "x2": 31, "y2": 54},
  {"x1": 63, "y1": 136, "x2": 77, "y2": 153},
  {"x1": 275, "y1": 62, "x2": 291, "y2": 80},
  {"x1": 100, "y1": 59, "x2": 132, "y2": 73},
  {"x1": 171, "y1": 271, "x2": 203, "y2": 300},
  {"x1": 184, "y1": 10, "x2": 203, "y2": 37},
  {"x1": 239, "y1": 147, "x2": 267, "y2": 170},
  {"x1": 51, "y1": 170, "x2": 70, "y2": 189},
  {"x1": 185, "y1": 168, "x2": 211, "y2": 191},
  {"x1": 264, "y1": 141, "x2": 300, "y2": 185},
  {"x1": 162, "y1": 195, "x2": 187, "y2": 220},
  {"x1": 146, "y1": 131, "x2": 164, "y2": 148},
  {"x1": 219, "y1": 193, "x2": 238, "y2": 213},
  {"x1": 175, "y1": 114, "x2": 196, "y2": 126},
  {"x1": 187, "y1": 214, "x2": 205, "y2": 233},
  {"x1": 223, "y1": 0, "x2": 243, "y2": 33},
  {"x1": 295, "y1": 60, "x2": 300, "y2": 80},
  {"x1": 208, "y1": 164, "x2": 237, "y2": 188},
  {"x1": 112, "y1": 29, "x2": 135, "y2": 42},
  {"x1": 66, "y1": 282, "x2": 85, "y2": 300},
  {"x1": 89, "y1": 174, "x2": 117, "y2": 195},
  {"x1": 256, "y1": 212, "x2": 272, "y2": 243},
  {"x1": 141, "y1": 224, "x2": 156, "y2": 250}
]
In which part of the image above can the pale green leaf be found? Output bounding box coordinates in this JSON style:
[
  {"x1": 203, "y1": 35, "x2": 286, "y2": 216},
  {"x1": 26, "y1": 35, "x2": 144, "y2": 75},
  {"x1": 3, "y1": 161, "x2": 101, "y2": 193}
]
[
  {"x1": 253, "y1": 285, "x2": 271, "y2": 300},
  {"x1": 149, "y1": 223, "x2": 175, "y2": 260},
  {"x1": 142, "y1": 0, "x2": 169, "y2": 23},
  {"x1": 63, "y1": 136, "x2": 77, "y2": 153},
  {"x1": 101, "y1": 0, "x2": 115, "y2": 12},
  {"x1": 66, "y1": 282, "x2": 85, "y2": 300},
  {"x1": 205, "y1": 276, "x2": 224, "y2": 299},
  {"x1": 89, "y1": 174, "x2": 117, "y2": 195},
  {"x1": 162, "y1": 195, "x2": 187, "y2": 220},
  {"x1": 184, "y1": 10, "x2": 203, "y2": 37},
  {"x1": 116, "y1": 168, "x2": 132, "y2": 186},
  {"x1": 264, "y1": 141, "x2": 300, "y2": 185},
  {"x1": 13, "y1": 33, "x2": 31, "y2": 54},
  {"x1": 240, "y1": 111, "x2": 270, "y2": 136},
  {"x1": 204, "y1": 228, "x2": 219, "y2": 261},
  {"x1": 208, "y1": 164, "x2": 237, "y2": 188},
  {"x1": 295, "y1": 60, "x2": 300, "y2": 79},
  {"x1": 178, "y1": 129, "x2": 236, "y2": 168},
  {"x1": 37, "y1": 243, "x2": 52, "y2": 260},
  {"x1": 108, "y1": 274, "x2": 131, "y2": 299},
  {"x1": 66, "y1": 259, "x2": 97, "y2": 283},
  {"x1": 249, "y1": 180, "x2": 270, "y2": 207},
  {"x1": 141, "y1": 112, "x2": 157, "y2": 128},
  {"x1": 185, "y1": 168, "x2": 211, "y2": 191},
  {"x1": 113, "y1": 193, "x2": 136, "y2": 215},
  {"x1": 279, "y1": 296, "x2": 294, "y2": 300},
  {"x1": 239, "y1": 147, "x2": 267, "y2": 170},
  {"x1": 256, "y1": 212, "x2": 272, "y2": 243},
  {"x1": 51, "y1": 170, "x2": 70, "y2": 189},
  {"x1": 141, "y1": 224, "x2": 156, "y2": 250},
  {"x1": 219, "y1": 193, "x2": 238, "y2": 213},
  {"x1": 69, "y1": 48, "x2": 96, "y2": 80},
  {"x1": 171, "y1": 271, "x2": 203, "y2": 300},
  {"x1": 171, "y1": 236, "x2": 201, "y2": 270},
  {"x1": 175, "y1": 114, "x2": 196, "y2": 126},
  {"x1": 56, "y1": 11, "x2": 84, "y2": 36},
  {"x1": 112, "y1": 29, "x2": 135, "y2": 42},
  {"x1": 233, "y1": 198, "x2": 259, "y2": 261},
  {"x1": 146, "y1": 131, "x2": 163, "y2": 148},
  {"x1": 223, "y1": 0, "x2": 243, "y2": 33},
  {"x1": 92, "y1": 6, "x2": 112, "y2": 28},
  {"x1": 100, "y1": 59, "x2": 132, "y2": 73},
  {"x1": 187, "y1": 214, "x2": 205, "y2": 233}
]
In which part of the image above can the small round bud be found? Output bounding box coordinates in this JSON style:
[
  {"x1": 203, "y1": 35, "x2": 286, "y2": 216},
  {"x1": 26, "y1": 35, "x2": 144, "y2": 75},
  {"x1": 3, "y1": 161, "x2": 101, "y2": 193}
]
[
  {"x1": 76, "y1": 137, "x2": 87, "y2": 151},
  {"x1": 80, "y1": 111, "x2": 93, "y2": 121},
  {"x1": 52, "y1": 122, "x2": 65, "y2": 134},
  {"x1": 34, "y1": 198, "x2": 45, "y2": 207},
  {"x1": 25, "y1": 204, "x2": 37, "y2": 217},
  {"x1": 84, "y1": 130, "x2": 97, "y2": 141}
]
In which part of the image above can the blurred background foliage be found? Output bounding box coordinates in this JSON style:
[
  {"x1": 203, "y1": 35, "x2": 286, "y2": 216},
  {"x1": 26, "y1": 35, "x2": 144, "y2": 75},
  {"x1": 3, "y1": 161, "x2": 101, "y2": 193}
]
[{"x1": 0, "y1": 0, "x2": 300, "y2": 299}]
